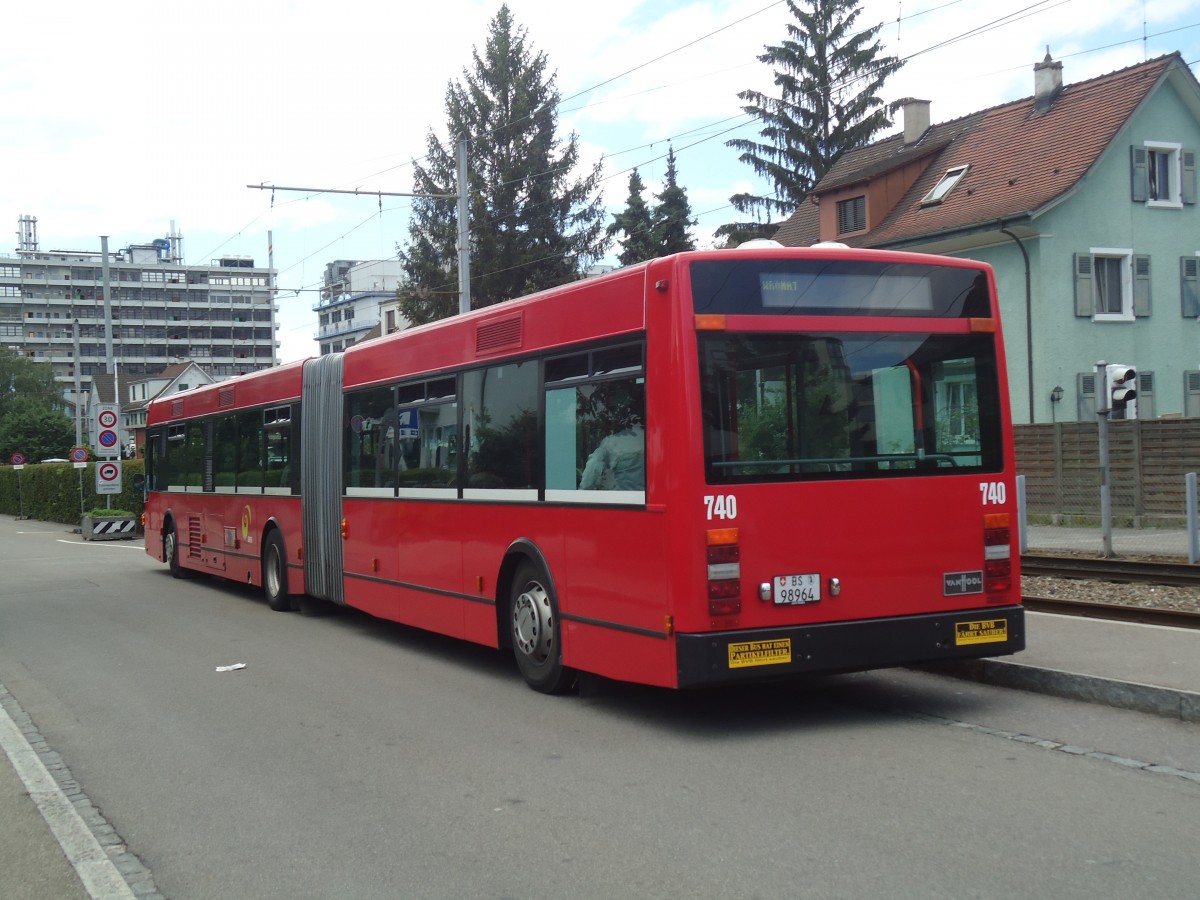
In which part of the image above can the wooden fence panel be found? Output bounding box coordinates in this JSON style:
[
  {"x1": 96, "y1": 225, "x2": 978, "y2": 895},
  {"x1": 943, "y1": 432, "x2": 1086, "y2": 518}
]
[{"x1": 1015, "y1": 419, "x2": 1200, "y2": 525}]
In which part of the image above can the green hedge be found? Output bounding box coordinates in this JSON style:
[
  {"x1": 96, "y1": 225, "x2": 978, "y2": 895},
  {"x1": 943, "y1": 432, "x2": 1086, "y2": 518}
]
[{"x1": 0, "y1": 460, "x2": 145, "y2": 524}]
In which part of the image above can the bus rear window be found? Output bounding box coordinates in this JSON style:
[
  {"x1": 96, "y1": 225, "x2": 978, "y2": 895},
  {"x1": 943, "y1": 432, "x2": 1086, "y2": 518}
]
[
  {"x1": 700, "y1": 332, "x2": 1004, "y2": 483},
  {"x1": 691, "y1": 259, "x2": 991, "y2": 318}
]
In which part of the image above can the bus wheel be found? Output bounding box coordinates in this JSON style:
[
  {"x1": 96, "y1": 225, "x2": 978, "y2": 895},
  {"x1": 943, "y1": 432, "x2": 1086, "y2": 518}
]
[
  {"x1": 510, "y1": 561, "x2": 576, "y2": 694},
  {"x1": 262, "y1": 531, "x2": 291, "y2": 612},
  {"x1": 165, "y1": 523, "x2": 184, "y2": 579}
]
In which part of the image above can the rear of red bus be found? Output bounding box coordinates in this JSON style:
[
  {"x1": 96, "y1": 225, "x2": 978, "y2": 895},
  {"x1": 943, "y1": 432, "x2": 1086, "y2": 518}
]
[{"x1": 656, "y1": 249, "x2": 1023, "y2": 687}]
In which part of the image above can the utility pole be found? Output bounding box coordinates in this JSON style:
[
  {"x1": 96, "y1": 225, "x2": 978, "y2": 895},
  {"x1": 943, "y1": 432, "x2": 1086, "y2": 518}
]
[
  {"x1": 72, "y1": 319, "x2": 82, "y2": 447},
  {"x1": 457, "y1": 134, "x2": 471, "y2": 315}
]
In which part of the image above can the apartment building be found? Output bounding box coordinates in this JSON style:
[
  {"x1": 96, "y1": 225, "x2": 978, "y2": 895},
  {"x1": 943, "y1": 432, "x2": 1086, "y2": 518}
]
[
  {"x1": 1, "y1": 216, "x2": 278, "y2": 403},
  {"x1": 314, "y1": 258, "x2": 406, "y2": 354}
]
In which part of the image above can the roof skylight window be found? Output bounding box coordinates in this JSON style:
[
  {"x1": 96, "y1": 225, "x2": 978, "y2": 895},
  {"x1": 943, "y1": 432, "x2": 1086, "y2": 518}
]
[{"x1": 922, "y1": 165, "x2": 970, "y2": 205}]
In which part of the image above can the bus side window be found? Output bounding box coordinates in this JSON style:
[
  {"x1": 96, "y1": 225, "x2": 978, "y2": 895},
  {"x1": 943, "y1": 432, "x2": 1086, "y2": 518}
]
[
  {"x1": 237, "y1": 410, "x2": 264, "y2": 489},
  {"x1": 578, "y1": 378, "x2": 645, "y2": 491},
  {"x1": 345, "y1": 387, "x2": 398, "y2": 489},
  {"x1": 464, "y1": 362, "x2": 539, "y2": 489},
  {"x1": 213, "y1": 415, "x2": 238, "y2": 488}
]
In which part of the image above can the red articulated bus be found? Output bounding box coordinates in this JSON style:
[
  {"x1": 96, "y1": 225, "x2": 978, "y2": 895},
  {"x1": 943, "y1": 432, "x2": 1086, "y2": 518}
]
[{"x1": 143, "y1": 245, "x2": 1024, "y2": 692}]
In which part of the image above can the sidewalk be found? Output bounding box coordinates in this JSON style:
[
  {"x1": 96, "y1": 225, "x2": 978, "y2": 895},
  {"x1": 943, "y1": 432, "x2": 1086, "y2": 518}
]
[{"x1": 929, "y1": 610, "x2": 1200, "y2": 722}]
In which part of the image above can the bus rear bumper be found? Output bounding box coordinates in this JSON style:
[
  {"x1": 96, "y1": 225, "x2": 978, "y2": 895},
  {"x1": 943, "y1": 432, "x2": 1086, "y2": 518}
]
[{"x1": 675, "y1": 605, "x2": 1025, "y2": 688}]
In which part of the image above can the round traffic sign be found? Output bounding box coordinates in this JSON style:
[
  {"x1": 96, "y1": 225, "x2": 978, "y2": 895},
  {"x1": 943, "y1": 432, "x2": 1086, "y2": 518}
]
[
  {"x1": 97, "y1": 409, "x2": 118, "y2": 429},
  {"x1": 98, "y1": 431, "x2": 119, "y2": 448},
  {"x1": 71, "y1": 447, "x2": 89, "y2": 463},
  {"x1": 98, "y1": 462, "x2": 120, "y2": 483},
  {"x1": 10, "y1": 452, "x2": 24, "y2": 465}
]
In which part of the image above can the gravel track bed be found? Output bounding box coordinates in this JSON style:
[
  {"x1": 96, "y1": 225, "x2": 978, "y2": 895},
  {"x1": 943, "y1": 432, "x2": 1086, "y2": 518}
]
[{"x1": 1022, "y1": 575, "x2": 1200, "y2": 614}]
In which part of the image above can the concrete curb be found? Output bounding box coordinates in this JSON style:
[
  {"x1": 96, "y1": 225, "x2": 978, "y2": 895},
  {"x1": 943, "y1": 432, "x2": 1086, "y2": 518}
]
[{"x1": 920, "y1": 659, "x2": 1200, "y2": 723}]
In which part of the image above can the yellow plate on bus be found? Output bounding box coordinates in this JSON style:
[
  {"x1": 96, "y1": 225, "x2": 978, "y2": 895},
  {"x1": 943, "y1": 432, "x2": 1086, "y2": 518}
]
[
  {"x1": 728, "y1": 638, "x2": 792, "y2": 669},
  {"x1": 954, "y1": 619, "x2": 1008, "y2": 646}
]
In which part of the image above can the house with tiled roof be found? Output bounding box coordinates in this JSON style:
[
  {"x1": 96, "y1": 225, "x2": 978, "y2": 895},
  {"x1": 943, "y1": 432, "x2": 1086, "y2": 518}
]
[
  {"x1": 92, "y1": 361, "x2": 214, "y2": 457},
  {"x1": 775, "y1": 52, "x2": 1200, "y2": 424}
]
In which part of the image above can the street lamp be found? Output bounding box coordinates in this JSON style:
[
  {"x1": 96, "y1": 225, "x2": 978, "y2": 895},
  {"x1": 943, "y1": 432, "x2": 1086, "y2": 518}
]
[{"x1": 1050, "y1": 385, "x2": 1063, "y2": 422}]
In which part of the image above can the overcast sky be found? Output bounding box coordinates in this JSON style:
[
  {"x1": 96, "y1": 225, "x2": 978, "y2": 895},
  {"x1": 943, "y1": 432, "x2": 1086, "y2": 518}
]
[{"x1": 4, "y1": 0, "x2": 1198, "y2": 363}]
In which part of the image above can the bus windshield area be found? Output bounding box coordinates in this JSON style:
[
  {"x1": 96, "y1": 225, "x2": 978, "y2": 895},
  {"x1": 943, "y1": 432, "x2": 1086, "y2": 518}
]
[{"x1": 700, "y1": 332, "x2": 1004, "y2": 483}]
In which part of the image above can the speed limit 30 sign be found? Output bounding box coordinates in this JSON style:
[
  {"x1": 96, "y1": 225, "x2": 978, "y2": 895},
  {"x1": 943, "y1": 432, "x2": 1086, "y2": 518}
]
[
  {"x1": 95, "y1": 404, "x2": 120, "y2": 458},
  {"x1": 96, "y1": 459, "x2": 123, "y2": 495}
]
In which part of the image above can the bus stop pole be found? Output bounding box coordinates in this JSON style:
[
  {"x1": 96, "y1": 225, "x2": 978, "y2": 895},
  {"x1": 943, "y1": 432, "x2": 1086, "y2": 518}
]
[
  {"x1": 1187, "y1": 472, "x2": 1199, "y2": 564},
  {"x1": 1016, "y1": 474, "x2": 1027, "y2": 554}
]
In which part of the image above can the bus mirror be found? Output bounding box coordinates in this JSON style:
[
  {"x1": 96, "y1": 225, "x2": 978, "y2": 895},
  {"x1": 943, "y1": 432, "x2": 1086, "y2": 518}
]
[{"x1": 132, "y1": 473, "x2": 146, "y2": 492}]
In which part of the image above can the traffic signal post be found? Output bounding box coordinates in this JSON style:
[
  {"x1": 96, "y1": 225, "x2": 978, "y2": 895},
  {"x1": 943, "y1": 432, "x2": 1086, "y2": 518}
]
[{"x1": 1095, "y1": 360, "x2": 1138, "y2": 558}]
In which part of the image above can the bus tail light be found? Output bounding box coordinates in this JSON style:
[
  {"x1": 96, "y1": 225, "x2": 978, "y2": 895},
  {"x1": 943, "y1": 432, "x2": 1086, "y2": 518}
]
[
  {"x1": 983, "y1": 513, "x2": 1011, "y2": 594},
  {"x1": 706, "y1": 528, "x2": 741, "y2": 616}
]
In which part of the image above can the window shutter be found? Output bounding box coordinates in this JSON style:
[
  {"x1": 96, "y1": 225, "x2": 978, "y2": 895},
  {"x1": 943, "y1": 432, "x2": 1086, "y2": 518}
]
[
  {"x1": 1076, "y1": 372, "x2": 1096, "y2": 420},
  {"x1": 1185, "y1": 370, "x2": 1200, "y2": 417},
  {"x1": 1137, "y1": 371, "x2": 1155, "y2": 419},
  {"x1": 1073, "y1": 253, "x2": 1093, "y2": 317},
  {"x1": 1183, "y1": 149, "x2": 1197, "y2": 205},
  {"x1": 1133, "y1": 254, "x2": 1151, "y2": 316},
  {"x1": 1182, "y1": 257, "x2": 1200, "y2": 317},
  {"x1": 1131, "y1": 146, "x2": 1148, "y2": 202}
]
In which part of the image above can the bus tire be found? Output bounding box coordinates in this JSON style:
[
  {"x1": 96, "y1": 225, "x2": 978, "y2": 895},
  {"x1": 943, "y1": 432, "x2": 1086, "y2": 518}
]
[
  {"x1": 509, "y1": 560, "x2": 576, "y2": 694},
  {"x1": 164, "y1": 521, "x2": 184, "y2": 579},
  {"x1": 262, "y1": 531, "x2": 291, "y2": 611}
]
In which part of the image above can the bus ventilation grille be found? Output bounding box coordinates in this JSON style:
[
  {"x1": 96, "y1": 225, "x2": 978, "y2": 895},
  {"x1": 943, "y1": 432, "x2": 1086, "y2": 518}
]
[
  {"x1": 219, "y1": 387, "x2": 235, "y2": 408},
  {"x1": 172, "y1": 399, "x2": 184, "y2": 417},
  {"x1": 476, "y1": 314, "x2": 523, "y2": 354}
]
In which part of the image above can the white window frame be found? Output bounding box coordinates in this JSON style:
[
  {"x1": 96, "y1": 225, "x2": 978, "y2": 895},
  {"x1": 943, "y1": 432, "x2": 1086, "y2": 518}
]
[
  {"x1": 1145, "y1": 141, "x2": 1183, "y2": 208},
  {"x1": 1090, "y1": 248, "x2": 1134, "y2": 322}
]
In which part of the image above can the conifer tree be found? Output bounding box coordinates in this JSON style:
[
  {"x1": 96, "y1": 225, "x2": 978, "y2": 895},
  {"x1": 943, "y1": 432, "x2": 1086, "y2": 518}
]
[
  {"x1": 606, "y1": 169, "x2": 657, "y2": 267},
  {"x1": 721, "y1": 0, "x2": 901, "y2": 237},
  {"x1": 397, "y1": 5, "x2": 608, "y2": 325},
  {"x1": 652, "y1": 146, "x2": 696, "y2": 255}
]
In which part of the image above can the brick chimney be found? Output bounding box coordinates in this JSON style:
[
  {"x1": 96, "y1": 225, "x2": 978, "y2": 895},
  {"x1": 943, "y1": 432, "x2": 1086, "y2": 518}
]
[
  {"x1": 1034, "y1": 49, "x2": 1063, "y2": 114},
  {"x1": 902, "y1": 98, "x2": 931, "y2": 145}
]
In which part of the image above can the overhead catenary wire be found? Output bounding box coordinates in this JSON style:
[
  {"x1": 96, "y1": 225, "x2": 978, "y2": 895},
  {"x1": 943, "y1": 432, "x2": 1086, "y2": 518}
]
[{"x1": 239, "y1": 1, "x2": 1198, "y2": 327}]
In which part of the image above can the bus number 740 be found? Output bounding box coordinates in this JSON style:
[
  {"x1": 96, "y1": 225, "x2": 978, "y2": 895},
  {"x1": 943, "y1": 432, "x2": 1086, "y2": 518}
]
[
  {"x1": 979, "y1": 481, "x2": 1007, "y2": 505},
  {"x1": 704, "y1": 494, "x2": 738, "y2": 521}
]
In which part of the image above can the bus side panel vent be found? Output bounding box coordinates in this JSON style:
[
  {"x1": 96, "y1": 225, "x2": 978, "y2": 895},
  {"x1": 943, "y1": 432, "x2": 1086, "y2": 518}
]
[
  {"x1": 172, "y1": 399, "x2": 184, "y2": 417},
  {"x1": 218, "y1": 387, "x2": 235, "y2": 408},
  {"x1": 476, "y1": 313, "x2": 523, "y2": 355}
]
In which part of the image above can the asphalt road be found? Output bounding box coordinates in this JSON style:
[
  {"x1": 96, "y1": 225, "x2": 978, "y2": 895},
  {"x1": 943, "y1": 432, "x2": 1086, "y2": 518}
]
[{"x1": 1, "y1": 515, "x2": 1198, "y2": 899}]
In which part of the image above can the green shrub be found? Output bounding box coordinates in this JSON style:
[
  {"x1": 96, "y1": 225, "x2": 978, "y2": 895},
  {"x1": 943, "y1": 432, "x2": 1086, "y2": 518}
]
[{"x1": 0, "y1": 460, "x2": 145, "y2": 524}]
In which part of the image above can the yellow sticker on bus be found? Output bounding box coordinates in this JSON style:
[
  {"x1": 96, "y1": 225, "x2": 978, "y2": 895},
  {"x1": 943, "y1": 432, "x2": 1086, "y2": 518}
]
[
  {"x1": 954, "y1": 619, "x2": 1008, "y2": 646},
  {"x1": 728, "y1": 638, "x2": 792, "y2": 668}
]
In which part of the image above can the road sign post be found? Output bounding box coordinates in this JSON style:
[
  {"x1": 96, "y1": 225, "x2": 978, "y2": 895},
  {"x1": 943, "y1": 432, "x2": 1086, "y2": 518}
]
[
  {"x1": 11, "y1": 453, "x2": 26, "y2": 519},
  {"x1": 95, "y1": 405, "x2": 120, "y2": 458},
  {"x1": 96, "y1": 460, "x2": 123, "y2": 495}
]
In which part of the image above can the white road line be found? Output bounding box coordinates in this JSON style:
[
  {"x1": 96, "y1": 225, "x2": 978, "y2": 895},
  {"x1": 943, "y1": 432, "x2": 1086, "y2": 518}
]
[
  {"x1": 0, "y1": 687, "x2": 136, "y2": 900},
  {"x1": 55, "y1": 540, "x2": 145, "y2": 550}
]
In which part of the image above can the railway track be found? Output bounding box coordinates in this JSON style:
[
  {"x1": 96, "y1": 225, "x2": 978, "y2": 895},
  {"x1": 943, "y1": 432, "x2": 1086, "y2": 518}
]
[
  {"x1": 1021, "y1": 594, "x2": 1200, "y2": 630},
  {"x1": 1021, "y1": 554, "x2": 1200, "y2": 629},
  {"x1": 1020, "y1": 554, "x2": 1200, "y2": 587}
]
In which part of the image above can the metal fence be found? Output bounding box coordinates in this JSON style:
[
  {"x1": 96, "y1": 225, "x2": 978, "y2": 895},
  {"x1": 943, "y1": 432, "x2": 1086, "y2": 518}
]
[{"x1": 1016, "y1": 420, "x2": 1200, "y2": 559}]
